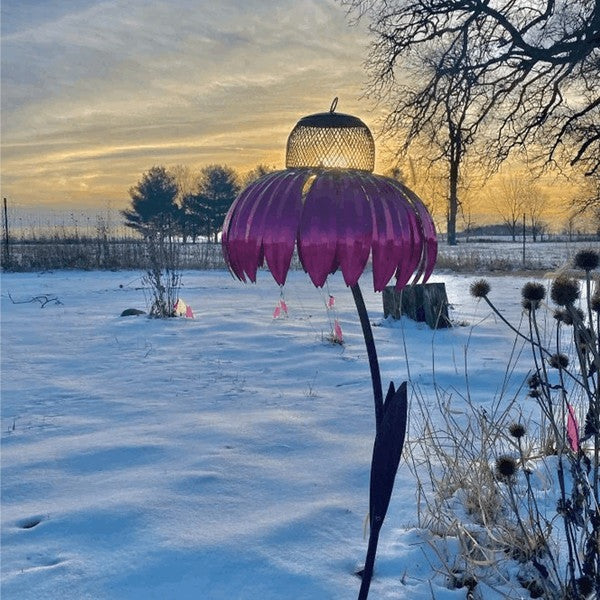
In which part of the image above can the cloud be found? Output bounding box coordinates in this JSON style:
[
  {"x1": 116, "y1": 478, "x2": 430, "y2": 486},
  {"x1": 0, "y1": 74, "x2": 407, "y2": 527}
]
[{"x1": 1, "y1": 0, "x2": 377, "y2": 207}]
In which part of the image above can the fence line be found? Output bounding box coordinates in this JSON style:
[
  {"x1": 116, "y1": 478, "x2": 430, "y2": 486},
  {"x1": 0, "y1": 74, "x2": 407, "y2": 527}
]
[{"x1": 0, "y1": 239, "x2": 227, "y2": 271}]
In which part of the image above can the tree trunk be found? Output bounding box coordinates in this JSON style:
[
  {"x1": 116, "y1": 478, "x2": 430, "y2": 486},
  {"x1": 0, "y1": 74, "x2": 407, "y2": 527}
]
[
  {"x1": 447, "y1": 158, "x2": 459, "y2": 246},
  {"x1": 383, "y1": 283, "x2": 451, "y2": 329}
]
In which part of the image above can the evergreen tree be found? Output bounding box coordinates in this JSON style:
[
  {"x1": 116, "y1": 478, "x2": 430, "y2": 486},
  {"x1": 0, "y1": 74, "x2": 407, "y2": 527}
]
[
  {"x1": 180, "y1": 193, "x2": 206, "y2": 243},
  {"x1": 122, "y1": 166, "x2": 180, "y2": 239},
  {"x1": 182, "y1": 165, "x2": 240, "y2": 242}
]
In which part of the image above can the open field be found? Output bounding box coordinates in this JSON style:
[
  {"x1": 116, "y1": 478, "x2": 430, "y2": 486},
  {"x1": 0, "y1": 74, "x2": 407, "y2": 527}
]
[
  {"x1": 2, "y1": 245, "x2": 598, "y2": 599},
  {"x1": 2, "y1": 237, "x2": 598, "y2": 273}
]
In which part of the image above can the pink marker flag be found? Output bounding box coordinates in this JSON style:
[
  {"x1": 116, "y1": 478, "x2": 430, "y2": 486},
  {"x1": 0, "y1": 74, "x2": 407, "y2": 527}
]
[
  {"x1": 185, "y1": 305, "x2": 194, "y2": 319},
  {"x1": 327, "y1": 295, "x2": 335, "y2": 309},
  {"x1": 567, "y1": 403, "x2": 580, "y2": 452},
  {"x1": 273, "y1": 299, "x2": 288, "y2": 319},
  {"x1": 333, "y1": 319, "x2": 343, "y2": 343}
]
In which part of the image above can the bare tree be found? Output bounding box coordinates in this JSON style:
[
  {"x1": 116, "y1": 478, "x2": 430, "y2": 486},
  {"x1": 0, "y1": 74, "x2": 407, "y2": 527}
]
[
  {"x1": 524, "y1": 186, "x2": 547, "y2": 242},
  {"x1": 491, "y1": 175, "x2": 526, "y2": 241},
  {"x1": 242, "y1": 164, "x2": 276, "y2": 188},
  {"x1": 491, "y1": 173, "x2": 548, "y2": 241},
  {"x1": 169, "y1": 164, "x2": 201, "y2": 244},
  {"x1": 343, "y1": 0, "x2": 600, "y2": 175},
  {"x1": 564, "y1": 211, "x2": 581, "y2": 241},
  {"x1": 390, "y1": 154, "x2": 449, "y2": 237},
  {"x1": 365, "y1": 39, "x2": 491, "y2": 244},
  {"x1": 571, "y1": 172, "x2": 600, "y2": 236},
  {"x1": 458, "y1": 185, "x2": 479, "y2": 242},
  {"x1": 169, "y1": 164, "x2": 200, "y2": 201}
]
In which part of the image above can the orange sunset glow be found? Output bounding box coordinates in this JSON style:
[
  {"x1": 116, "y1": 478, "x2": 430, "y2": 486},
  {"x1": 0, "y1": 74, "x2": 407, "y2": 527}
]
[
  {"x1": 1, "y1": 0, "x2": 593, "y2": 233},
  {"x1": 1, "y1": 1, "x2": 385, "y2": 210}
]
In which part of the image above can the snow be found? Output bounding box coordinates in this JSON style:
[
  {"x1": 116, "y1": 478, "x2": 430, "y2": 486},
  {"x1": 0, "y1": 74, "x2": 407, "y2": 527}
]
[{"x1": 0, "y1": 267, "x2": 579, "y2": 598}]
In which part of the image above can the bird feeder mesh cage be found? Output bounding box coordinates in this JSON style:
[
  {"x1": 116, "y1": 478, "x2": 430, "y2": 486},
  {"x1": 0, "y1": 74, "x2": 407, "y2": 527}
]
[{"x1": 285, "y1": 107, "x2": 375, "y2": 172}]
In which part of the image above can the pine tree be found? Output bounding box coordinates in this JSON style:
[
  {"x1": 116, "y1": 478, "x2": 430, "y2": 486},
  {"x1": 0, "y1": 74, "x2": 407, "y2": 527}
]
[
  {"x1": 121, "y1": 166, "x2": 180, "y2": 239},
  {"x1": 182, "y1": 165, "x2": 240, "y2": 242}
]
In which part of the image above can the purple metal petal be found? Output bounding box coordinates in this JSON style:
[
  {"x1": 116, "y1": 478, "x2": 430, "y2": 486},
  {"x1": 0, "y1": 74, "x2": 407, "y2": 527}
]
[
  {"x1": 297, "y1": 173, "x2": 339, "y2": 287},
  {"x1": 224, "y1": 167, "x2": 436, "y2": 293},
  {"x1": 260, "y1": 171, "x2": 308, "y2": 285},
  {"x1": 393, "y1": 221, "x2": 422, "y2": 290},
  {"x1": 375, "y1": 178, "x2": 423, "y2": 290},
  {"x1": 384, "y1": 184, "x2": 425, "y2": 289},
  {"x1": 224, "y1": 172, "x2": 281, "y2": 282},
  {"x1": 241, "y1": 171, "x2": 304, "y2": 282},
  {"x1": 334, "y1": 173, "x2": 373, "y2": 287},
  {"x1": 389, "y1": 180, "x2": 437, "y2": 284},
  {"x1": 361, "y1": 176, "x2": 406, "y2": 292},
  {"x1": 420, "y1": 208, "x2": 438, "y2": 282}
]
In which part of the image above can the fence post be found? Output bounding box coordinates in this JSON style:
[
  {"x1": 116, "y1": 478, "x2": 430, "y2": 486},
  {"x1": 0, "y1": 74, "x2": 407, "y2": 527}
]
[
  {"x1": 2, "y1": 197, "x2": 9, "y2": 268},
  {"x1": 522, "y1": 212, "x2": 526, "y2": 267}
]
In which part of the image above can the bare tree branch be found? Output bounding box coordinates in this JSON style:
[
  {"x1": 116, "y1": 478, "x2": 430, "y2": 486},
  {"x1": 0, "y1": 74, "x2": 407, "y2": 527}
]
[{"x1": 342, "y1": 0, "x2": 600, "y2": 174}]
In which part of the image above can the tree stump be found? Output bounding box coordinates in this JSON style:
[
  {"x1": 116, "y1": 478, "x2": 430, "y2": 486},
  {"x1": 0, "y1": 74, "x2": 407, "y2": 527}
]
[{"x1": 382, "y1": 283, "x2": 451, "y2": 329}]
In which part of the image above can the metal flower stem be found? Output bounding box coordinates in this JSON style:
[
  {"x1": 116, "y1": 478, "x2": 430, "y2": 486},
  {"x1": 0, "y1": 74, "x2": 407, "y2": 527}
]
[
  {"x1": 351, "y1": 283, "x2": 409, "y2": 600},
  {"x1": 351, "y1": 283, "x2": 384, "y2": 430}
]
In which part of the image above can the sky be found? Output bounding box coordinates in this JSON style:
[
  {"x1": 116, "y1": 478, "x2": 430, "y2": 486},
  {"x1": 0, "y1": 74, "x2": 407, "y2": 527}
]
[{"x1": 1, "y1": 0, "x2": 379, "y2": 210}]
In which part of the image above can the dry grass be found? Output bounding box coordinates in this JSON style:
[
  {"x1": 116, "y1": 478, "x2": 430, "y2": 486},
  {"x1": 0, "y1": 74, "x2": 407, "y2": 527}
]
[{"x1": 406, "y1": 258, "x2": 600, "y2": 598}]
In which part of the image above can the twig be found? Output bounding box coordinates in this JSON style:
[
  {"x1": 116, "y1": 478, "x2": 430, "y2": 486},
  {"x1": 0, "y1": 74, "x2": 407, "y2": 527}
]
[{"x1": 7, "y1": 291, "x2": 62, "y2": 307}]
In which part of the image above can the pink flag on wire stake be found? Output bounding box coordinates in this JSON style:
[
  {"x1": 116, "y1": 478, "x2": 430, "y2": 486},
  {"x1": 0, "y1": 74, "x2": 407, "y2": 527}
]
[
  {"x1": 327, "y1": 295, "x2": 335, "y2": 309},
  {"x1": 567, "y1": 403, "x2": 580, "y2": 452},
  {"x1": 333, "y1": 319, "x2": 343, "y2": 343},
  {"x1": 273, "y1": 299, "x2": 288, "y2": 319}
]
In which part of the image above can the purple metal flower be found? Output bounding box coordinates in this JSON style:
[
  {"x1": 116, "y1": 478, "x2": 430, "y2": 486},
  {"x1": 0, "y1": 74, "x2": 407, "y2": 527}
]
[
  {"x1": 222, "y1": 107, "x2": 436, "y2": 293},
  {"x1": 221, "y1": 101, "x2": 438, "y2": 600}
]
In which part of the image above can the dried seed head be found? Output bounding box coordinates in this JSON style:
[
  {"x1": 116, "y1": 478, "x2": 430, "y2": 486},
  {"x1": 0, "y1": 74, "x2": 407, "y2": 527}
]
[
  {"x1": 528, "y1": 389, "x2": 542, "y2": 398},
  {"x1": 576, "y1": 327, "x2": 593, "y2": 355},
  {"x1": 521, "y1": 282, "x2": 546, "y2": 302},
  {"x1": 553, "y1": 309, "x2": 573, "y2": 325},
  {"x1": 576, "y1": 574, "x2": 594, "y2": 597},
  {"x1": 528, "y1": 373, "x2": 541, "y2": 389},
  {"x1": 550, "y1": 276, "x2": 580, "y2": 306},
  {"x1": 509, "y1": 423, "x2": 526, "y2": 439},
  {"x1": 495, "y1": 455, "x2": 518, "y2": 479},
  {"x1": 470, "y1": 279, "x2": 490, "y2": 298},
  {"x1": 522, "y1": 298, "x2": 540, "y2": 311},
  {"x1": 573, "y1": 249, "x2": 599, "y2": 272},
  {"x1": 549, "y1": 353, "x2": 569, "y2": 369}
]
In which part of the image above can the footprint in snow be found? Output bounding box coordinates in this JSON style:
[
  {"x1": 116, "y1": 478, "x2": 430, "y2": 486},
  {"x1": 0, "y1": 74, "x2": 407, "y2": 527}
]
[
  {"x1": 17, "y1": 515, "x2": 45, "y2": 530},
  {"x1": 22, "y1": 554, "x2": 63, "y2": 572}
]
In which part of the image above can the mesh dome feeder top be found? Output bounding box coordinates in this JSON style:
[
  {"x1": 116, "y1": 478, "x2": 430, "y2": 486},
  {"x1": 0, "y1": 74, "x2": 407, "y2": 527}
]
[{"x1": 285, "y1": 98, "x2": 375, "y2": 171}]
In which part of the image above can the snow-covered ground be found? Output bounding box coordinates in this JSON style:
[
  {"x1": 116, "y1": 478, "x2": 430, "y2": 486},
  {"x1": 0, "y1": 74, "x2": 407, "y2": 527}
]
[
  {"x1": 0, "y1": 265, "x2": 589, "y2": 599},
  {"x1": 437, "y1": 239, "x2": 596, "y2": 271}
]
